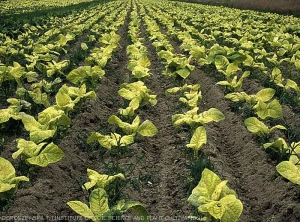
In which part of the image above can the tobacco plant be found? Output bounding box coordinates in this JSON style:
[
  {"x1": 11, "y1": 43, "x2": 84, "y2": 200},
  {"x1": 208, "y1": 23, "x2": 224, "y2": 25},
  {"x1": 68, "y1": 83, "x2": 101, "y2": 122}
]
[
  {"x1": 67, "y1": 188, "x2": 149, "y2": 222},
  {"x1": 244, "y1": 117, "x2": 286, "y2": 138},
  {"x1": 158, "y1": 50, "x2": 194, "y2": 79},
  {"x1": 67, "y1": 66, "x2": 105, "y2": 89},
  {"x1": 225, "y1": 88, "x2": 283, "y2": 119},
  {"x1": 186, "y1": 126, "x2": 207, "y2": 157},
  {"x1": 216, "y1": 71, "x2": 250, "y2": 92},
  {"x1": 108, "y1": 115, "x2": 158, "y2": 137},
  {"x1": 87, "y1": 115, "x2": 157, "y2": 150},
  {"x1": 172, "y1": 107, "x2": 225, "y2": 129},
  {"x1": 55, "y1": 84, "x2": 96, "y2": 114},
  {"x1": 67, "y1": 169, "x2": 149, "y2": 222},
  {"x1": 166, "y1": 84, "x2": 202, "y2": 108},
  {"x1": 188, "y1": 168, "x2": 243, "y2": 222},
  {"x1": 12, "y1": 139, "x2": 64, "y2": 167},
  {"x1": 0, "y1": 98, "x2": 30, "y2": 125},
  {"x1": 21, "y1": 106, "x2": 71, "y2": 143},
  {"x1": 118, "y1": 81, "x2": 157, "y2": 111},
  {"x1": 264, "y1": 138, "x2": 300, "y2": 185},
  {"x1": 87, "y1": 132, "x2": 135, "y2": 150},
  {"x1": 276, "y1": 155, "x2": 300, "y2": 185},
  {"x1": 0, "y1": 156, "x2": 29, "y2": 200},
  {"x1": 82, "y1": 169, "x2": 125, "y2": 191},
  {"x1": 0, "y1": 62, "x2": 25, "y2": 88}
]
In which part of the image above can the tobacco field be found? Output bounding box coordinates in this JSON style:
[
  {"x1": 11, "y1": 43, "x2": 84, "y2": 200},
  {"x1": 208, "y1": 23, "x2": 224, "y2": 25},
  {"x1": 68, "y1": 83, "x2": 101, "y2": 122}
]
[{"x1": 1, "y1": 0, "x2": 300, "y2": 221}]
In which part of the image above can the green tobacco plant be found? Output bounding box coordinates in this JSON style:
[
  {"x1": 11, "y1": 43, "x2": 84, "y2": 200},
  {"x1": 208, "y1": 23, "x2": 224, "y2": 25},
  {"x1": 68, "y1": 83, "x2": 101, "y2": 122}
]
[
  {"x1": 265, "y1": 67, "x2": 290, "y2": 89},
  {"x1": 216, "y1": 71, "x2": 250, "y2": 92},
  {"x1": 67, "y1": 169, "x2": 149, "y2": 222},
  {"x1": 152, "y1": 39, "x2": 173, "y2": 52},
  {"x1": 165, "y1": 84, "x2": 200, "y2": 96},
  {"x1": 40, "y1": 77, "x2": 62, "y2": 94},
  {"x1": 55, "y1": 84, "x2": 96, "y2": 113},
  {"x1": 81, "y1": 42, "x2": 89, "y2": 51},
  {"x1": 67, "y1": 66, "x2": 105, "y2": 89},
  {"x1": 87, "y1": 115, "x2": 158, "y2": 150},
  {"x1": 82, "y1": 169, "x2": 125, "y2": 191},
  {"x1": 179, "y1": 92, "x2": 202, "y2": 108},
  {"x1": 0, "y1": 98, "x2": 30, "y2": 124},
  {"x1": 85, "y1": 32, "x2": 120, "y2": 68},
  {"x1": 87, "y1": 132, "x2": 135, "y2": 150},
  {"x1": 25, "y1": 52, "x2": 53, "y2": 74},
  {"x1": 118, "y1": 81, "x2": 157, "y2": 111},
  {"x1": 118, "y1": 106, "x2": 135, "y2": 118},
  {"x1": 108, "y1": 115, "x2": 158, "y2": 137},
  {"x1": 128, "y1": 61, "x2": 151, "y2": 80},
  {"x1": 166, "y1": 84, "x2": 202, "y2": 108},
  {"x1": 39, "y1": 60, "x2": 69, "y2": 77},
  {"x1": 172, "y1": 107, "x2": 225, "y2": 129},
  {"x1": 28, "y1": 78, "x2": 62, "y2": 95},
  {"x1": 0, "y1": 156, "x2": 29, "y2": 200},
  {"x1": 67, "y1": 188, "x2": 149, "y2": 222},
  {"x1": 0, "y1": 62, "x2": 25, "y2": 87},
  {"x1": 225, "y1": 88, "x2": 283, "y2": 119},
  {"x1": 225, "y1": 88, "x2": 276, "y2": 107},
  {"x1": 189, "y1": 45, "x2": 209, "y2": 66},
  {"x1": 26, "y1": 83, "x2": 50, "y2": 107},
  {"x1": 21, "y1": 106, "x2": 71, "y2": 143},
  {"x1": 178, "y1": 31, "x2": 199, "y2": 52},
  {"x1": 158, "y1": 50, "x2": 194, "y2": 79},
  {"x1": 283, "y1": 79, "x2": 300, "y2": 93},
  {"x1": 12, "y1": 139, "x2": 64, "y2": 167},
  {"x1": 85, "y1": 46, "x2": 114, "y2": 68},
  {"x1": 186, "y1": 126, "x2": 207, "y2": 157},
  {"x1": 264, "y1": 139, "x2": 300, "y2": 184},
  {"x1": 99, "y1": 32, "x2": 121, "y2": 47},
  {"x1": 253, "y1": 99, "x2": 282, "y2": 120},
  {"x1": 244, "y1": 117, "x2": 286, "y2": 138},
  {"x1": 276, "y1": 157, "x2": 300, "y2": 185},
  {"x1": 127, "y1": 44, "x2": 151, "y2": 80},
  {"x1": 53, "y1": 33, "x2": 75, "y2": 52},
  {"x1": 188, "y1": 168, "x2": 243, "y2": 222},
  {"x1": 276, "y1": 141, "x2": 300, "y2": 185},
  {"x1": 127, "y1": 55, "x2": 151, "y2": 79},
  {"x1": 263, "y1": 137, "x2": 289, "y2": 154}
]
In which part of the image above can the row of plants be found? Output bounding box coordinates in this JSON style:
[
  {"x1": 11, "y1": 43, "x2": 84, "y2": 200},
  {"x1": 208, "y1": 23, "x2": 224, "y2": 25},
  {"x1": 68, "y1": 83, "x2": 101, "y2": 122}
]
[
  {"x1": 126, "y1": 6, "x2": 152, "y2": 80},
  {"x1": 140, "y1": 5, "x2": 195, "y2": 80},
  {"x1": 138, "y1": 1, "x2": 244, "y2": 221},
  {"x1": 67, "y1": 2, "x2": 159, "y2": 220}
]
